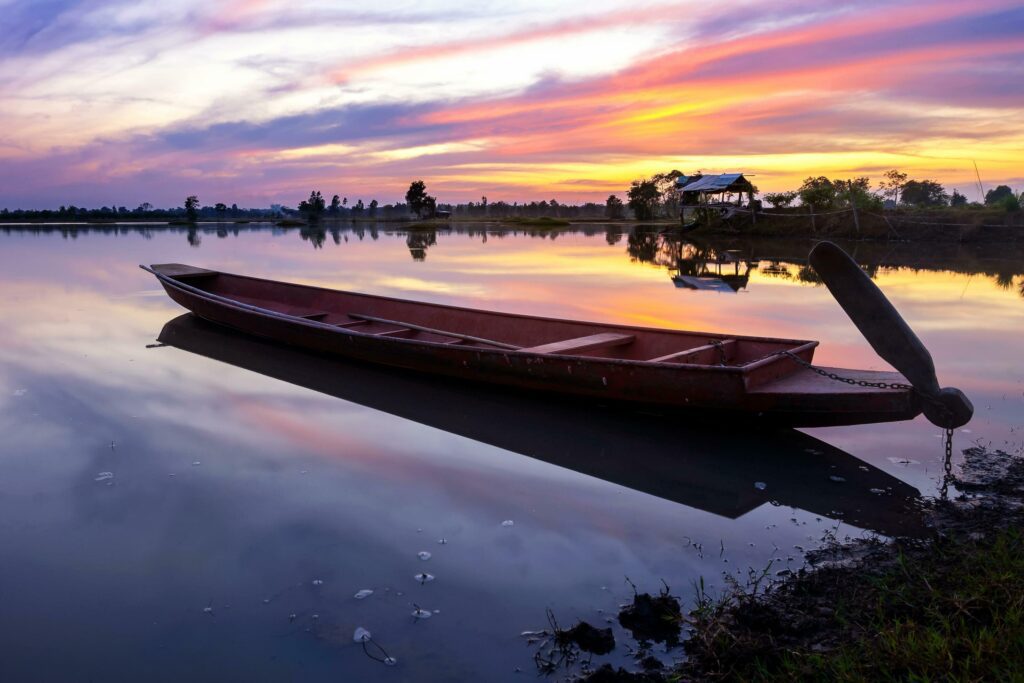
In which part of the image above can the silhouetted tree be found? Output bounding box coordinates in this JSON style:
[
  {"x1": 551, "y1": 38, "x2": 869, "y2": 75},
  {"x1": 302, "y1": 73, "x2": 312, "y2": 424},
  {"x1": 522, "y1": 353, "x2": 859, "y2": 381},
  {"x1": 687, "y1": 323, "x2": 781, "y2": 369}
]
[
  {"x1": 878, "y1": 169, "x2": 908, "y2": 204},
  {"x1": 837, "y1": 177, "x2": 882, "y2": 210},
  {"x1": 950, "y1": 189, "x2": 968, "y2": 207},
  {"x1": 985, "y1": 185, "x2": 1014, "y2": 205},
  {"x1": 406, "y1": 180, "x2": 434, "y2": 218},
  {"x1": 652, "y1": 170, "x2": 684, "y2": 216},
  {"x1": 299, "y1": 191, "x2": 326, "y2": 220},
  {"x1": 627, "y1": 179, "x2": 661, "y2": 220},
  {"x1": 330, "y1": 195, "x2": 341, "y2": 214},
  {"x1": 797, "y1": 177, "x2": 838, "y2": 211},
  {"x1": 605, "y1": 195, "x2": 624, "y2": 219},
  {"x1": 184, "y1": 195, "x2": 199, "y2": 222},
  {"x1": 368, "y1": 199, "x2": 378, "y2": 217},
  {"x1": 763, "y1": 191, "x2": 797, "y2": 209},
  {"x1": 901, "y1": 180, "x2": 949, "y2": 207}
]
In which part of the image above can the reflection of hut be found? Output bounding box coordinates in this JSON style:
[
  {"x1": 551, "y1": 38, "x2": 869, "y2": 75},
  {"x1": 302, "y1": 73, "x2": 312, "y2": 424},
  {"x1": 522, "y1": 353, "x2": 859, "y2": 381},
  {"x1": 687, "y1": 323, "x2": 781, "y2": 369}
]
[{"x1": 670, "y1": 248, "x2": 755, "y2": 293}]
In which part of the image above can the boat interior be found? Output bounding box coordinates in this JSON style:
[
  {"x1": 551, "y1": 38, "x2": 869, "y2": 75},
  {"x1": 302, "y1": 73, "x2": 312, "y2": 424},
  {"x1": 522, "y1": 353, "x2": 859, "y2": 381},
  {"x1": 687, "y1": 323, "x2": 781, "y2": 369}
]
[{"x1": 156, "y1": 264, "x2": 818, "y2": 371}]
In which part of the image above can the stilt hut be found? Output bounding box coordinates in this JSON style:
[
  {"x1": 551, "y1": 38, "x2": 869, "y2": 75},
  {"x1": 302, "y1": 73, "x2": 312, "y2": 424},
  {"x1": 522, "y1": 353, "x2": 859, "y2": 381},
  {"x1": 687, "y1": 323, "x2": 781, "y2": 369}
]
[{"x1": 676, "y1": 173, "x2": 756, "y2": 205}]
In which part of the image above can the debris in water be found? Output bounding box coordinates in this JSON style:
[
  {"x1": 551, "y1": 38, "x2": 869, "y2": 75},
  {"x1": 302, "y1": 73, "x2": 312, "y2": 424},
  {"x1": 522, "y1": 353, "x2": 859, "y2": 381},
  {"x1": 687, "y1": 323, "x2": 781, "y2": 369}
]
[
  {"x1": 501, "y1": 520, "x2": 515, "y2": 527},
  {"x1": 618, "y1": 585, "x2": 682, "y2": 646},
  {"x1": 13, "y1": 389, "x2": 26, "y2": 397},
  {"x1": 312, "y1": 579, "x2": 324, "y2": 586},
  {"x1": 354, "y1": 589, "x2": 373, "y2": 600},
  {"x1": 353, "y1": 627, "x2": 372, "y2": 643},
  {"x1": 437, "y1": 538, "x2": 448, "y2": 545},
  {"x1": 414, "y1": 573, "x2": 435, "y2": 584},
  {"x1": 94, "y1": 471, "x2": 114, "y2": 482},
  {"x1": 203, "y1": 606, "x2": 213, "y2": 614},
  {"x1": 887, "y1": 457, "x2": 919, "y2": 466},
  {"x1": 557, "y1": 621, "x2": 614, "y2": 655},
  {"x1": 311, "y1": 614, "x2": 319, "y2": 621},
  {"x1": 869, "y1": 488, "x2": 886, "y2": 495},
  {"x1": 192, "y1": 461, "x2": 201, "y2": 466},
  {"x1": 289, "y1": 613, "x2": 296, "y2": 622},
  {"x1": 411, "y1": 605, "x2": 432, "y2": 620},
  {"x1": 417, "y1": 551, "x2": 431, "y2": 561},
  {"x1": 829, "y1": 475, "x2": 847, "y2": 483},
  {"x1": 754, "y1": 481, "x2": 767, "y2": 490},
  {"x1": 383, "y1": 656, "x2": 397, "y2": 666}
]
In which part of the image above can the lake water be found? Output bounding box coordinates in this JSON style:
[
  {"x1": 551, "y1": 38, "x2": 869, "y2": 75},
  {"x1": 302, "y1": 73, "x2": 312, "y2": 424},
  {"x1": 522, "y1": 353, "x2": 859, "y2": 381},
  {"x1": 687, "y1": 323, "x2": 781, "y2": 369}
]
[{"x1": 1, "y1": 222, "x2": 1022, "y2": 681}]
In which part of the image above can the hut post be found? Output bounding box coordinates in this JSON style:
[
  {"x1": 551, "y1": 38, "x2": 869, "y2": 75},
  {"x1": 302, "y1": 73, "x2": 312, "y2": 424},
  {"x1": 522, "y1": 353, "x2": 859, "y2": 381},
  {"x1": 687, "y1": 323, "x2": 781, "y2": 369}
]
[{"x1": 809, "y1": 205, "x2": 816, "y2": 233}]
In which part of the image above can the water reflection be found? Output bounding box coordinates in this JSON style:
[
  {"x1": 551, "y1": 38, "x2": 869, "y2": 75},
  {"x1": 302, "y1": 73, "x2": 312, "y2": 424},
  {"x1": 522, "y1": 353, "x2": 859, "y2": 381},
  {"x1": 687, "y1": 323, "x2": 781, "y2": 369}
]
[
  {"x1": 158, "y1": 314, "x2": 922, "y2": 536},
  {"x1": 3, "y1": 222, "x2": 1024, "y2": 297},
  {"x1": 667, "y1": 242, "x2": 756, "y2": 293}
]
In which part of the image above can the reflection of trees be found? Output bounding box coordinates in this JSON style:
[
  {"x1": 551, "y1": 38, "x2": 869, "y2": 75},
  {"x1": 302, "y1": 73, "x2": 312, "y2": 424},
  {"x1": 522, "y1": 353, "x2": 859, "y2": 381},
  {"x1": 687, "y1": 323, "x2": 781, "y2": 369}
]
[
  {"x1": 760, "y1": 261, "x2": 792, "y2": 279},
  {"x1": 994, "y1": 271, "x2": 1015, "y2": 290},
  {"x1": 626, "y1": 227, "x2": 661, "y2": 263},
  {"x1": 187, "y1": 228, "x2": 201, "y2": 247},
  {"x1": 299, "y1": 226, "x2": 326, "y2": 249},
  {"x1": 406, "y1": 229, "x2": 437, "y2": 261},
  {"x1": 797, "y1": 265, "x2": 822, "y2": 284}
]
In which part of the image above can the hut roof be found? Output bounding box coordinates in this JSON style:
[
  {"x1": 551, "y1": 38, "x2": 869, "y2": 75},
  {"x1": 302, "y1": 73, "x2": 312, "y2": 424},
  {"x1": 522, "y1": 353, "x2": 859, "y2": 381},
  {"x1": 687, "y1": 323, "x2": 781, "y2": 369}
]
[{"x1": 676, "y1": 173, "x2": 753, "y2": 193}]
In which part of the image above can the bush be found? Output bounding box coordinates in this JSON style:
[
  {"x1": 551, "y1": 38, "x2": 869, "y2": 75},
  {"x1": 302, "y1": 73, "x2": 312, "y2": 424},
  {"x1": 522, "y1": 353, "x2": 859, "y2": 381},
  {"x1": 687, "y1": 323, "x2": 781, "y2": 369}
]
[{"x1": 763, "y1": 191, "x2": 797, "y2": 209}]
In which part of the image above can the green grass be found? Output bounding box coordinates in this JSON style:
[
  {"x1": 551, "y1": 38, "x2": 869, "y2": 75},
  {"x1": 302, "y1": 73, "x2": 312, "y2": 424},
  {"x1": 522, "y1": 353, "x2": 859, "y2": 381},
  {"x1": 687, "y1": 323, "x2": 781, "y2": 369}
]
[{"x1": 680, "y1": 526, "x2": 1024, "y2": 681}]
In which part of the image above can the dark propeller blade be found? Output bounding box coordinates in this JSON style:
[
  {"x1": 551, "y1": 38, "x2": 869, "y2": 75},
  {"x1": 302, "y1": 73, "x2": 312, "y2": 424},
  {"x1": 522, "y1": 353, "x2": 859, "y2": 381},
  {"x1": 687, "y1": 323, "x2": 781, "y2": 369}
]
[{"x1": 809, "y1": 241, "x2": 972, "y2": 428}]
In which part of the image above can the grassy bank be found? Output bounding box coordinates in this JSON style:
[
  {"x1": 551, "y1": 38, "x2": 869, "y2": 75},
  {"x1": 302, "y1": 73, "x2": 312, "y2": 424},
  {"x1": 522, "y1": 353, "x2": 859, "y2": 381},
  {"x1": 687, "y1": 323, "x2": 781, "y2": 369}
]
[
  {"x1": 690, "y1": 206, "x2": 1024, "y2": 242},
  {"x1": 679, "y1": 513, "x2": 1024, "y2": 680},
  {"x1": 532, "y1": 447, "x2": 1024, "y2": 682}
]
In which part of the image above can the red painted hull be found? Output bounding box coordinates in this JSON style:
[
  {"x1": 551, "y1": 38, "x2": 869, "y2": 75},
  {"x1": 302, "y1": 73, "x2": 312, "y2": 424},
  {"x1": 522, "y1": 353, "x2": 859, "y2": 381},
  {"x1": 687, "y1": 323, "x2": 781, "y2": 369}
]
[{"x1": 147, "y1": 263, "x2": 921, "y2": 427}]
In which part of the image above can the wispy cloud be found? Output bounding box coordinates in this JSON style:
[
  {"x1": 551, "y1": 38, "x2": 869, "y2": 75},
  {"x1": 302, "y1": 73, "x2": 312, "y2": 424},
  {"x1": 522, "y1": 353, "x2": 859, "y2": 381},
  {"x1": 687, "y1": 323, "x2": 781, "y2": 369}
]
[{"x1": 0, "y1": 0, "x2": 1021, "y2": 208}]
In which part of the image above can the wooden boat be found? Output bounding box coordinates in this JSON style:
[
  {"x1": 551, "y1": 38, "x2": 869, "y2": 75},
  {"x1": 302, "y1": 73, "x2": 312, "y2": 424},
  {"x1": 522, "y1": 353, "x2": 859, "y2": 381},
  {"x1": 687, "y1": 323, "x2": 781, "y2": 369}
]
[{"x1": 143, "y1": 263, "x2": 920, "y2": 427}]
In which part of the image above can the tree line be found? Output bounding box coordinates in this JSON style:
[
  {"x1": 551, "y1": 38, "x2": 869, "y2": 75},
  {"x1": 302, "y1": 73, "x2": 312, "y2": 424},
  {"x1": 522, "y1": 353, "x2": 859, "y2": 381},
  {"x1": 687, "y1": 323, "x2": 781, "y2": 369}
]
[{"x1": 3, "y1": 172, "x2": 1020, "y2": 224}]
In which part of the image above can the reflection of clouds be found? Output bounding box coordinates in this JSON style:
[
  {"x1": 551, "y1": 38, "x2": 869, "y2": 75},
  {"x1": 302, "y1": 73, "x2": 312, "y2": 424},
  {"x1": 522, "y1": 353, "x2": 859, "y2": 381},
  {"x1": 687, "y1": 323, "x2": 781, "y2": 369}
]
[{"x1": 1, "y1": 227, "x2": 1022, "y2": 679}]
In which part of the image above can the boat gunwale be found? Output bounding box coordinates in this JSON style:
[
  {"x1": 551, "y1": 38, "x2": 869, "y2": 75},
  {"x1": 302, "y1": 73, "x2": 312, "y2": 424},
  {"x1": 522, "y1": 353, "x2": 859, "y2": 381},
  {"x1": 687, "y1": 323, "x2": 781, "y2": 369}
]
[{"x1": 149, "y1": 264, "x2": 818, "y2": 373}]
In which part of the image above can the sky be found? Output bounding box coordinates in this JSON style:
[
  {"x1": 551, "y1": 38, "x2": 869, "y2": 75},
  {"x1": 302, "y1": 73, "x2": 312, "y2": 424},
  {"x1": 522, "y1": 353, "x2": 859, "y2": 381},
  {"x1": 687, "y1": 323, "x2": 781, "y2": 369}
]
[{"x1": 1, "y1": 0, "x2": 1022, "y2": 209}]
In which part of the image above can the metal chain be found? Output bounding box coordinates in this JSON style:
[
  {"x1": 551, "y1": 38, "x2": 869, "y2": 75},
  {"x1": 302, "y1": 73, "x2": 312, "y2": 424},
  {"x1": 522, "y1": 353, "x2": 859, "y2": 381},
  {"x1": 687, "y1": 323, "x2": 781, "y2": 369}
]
[
  {"x1": 940, "y1": 427, "x2": 954, "y2": 500},
  {"x1": 776, "y1": 352, "x2": 958, "y2": 498},
  {"x1": 779, "y1": 351, "x2": 913, "y2": 390}
]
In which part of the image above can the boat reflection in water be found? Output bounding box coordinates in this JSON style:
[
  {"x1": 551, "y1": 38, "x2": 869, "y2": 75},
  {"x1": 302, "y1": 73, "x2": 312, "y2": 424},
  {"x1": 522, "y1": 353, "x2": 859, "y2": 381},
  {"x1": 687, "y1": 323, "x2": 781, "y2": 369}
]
[{"x1": 157, "y1": 314, "x2": 923, "y2": 536}]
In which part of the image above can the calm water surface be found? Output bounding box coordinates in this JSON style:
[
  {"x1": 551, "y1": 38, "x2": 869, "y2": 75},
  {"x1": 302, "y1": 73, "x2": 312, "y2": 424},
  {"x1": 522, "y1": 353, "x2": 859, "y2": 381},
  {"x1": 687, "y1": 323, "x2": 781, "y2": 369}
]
[{"x1": 1, "y1": 223, "x2": 1022, "y2": 681}]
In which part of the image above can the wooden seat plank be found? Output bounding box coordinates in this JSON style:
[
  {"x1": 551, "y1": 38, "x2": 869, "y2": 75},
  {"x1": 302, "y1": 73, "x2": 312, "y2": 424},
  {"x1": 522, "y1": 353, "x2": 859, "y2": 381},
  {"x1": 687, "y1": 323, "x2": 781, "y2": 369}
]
[
  {"x1": 649, "y1": 339, "x2": 737, "y2": 364},
  {"x1": 348, "y1": 313, "x2": 519, "y2": 350},
  {"x1": 519, "y1": 333, "x2": 634, "y2": 355}
]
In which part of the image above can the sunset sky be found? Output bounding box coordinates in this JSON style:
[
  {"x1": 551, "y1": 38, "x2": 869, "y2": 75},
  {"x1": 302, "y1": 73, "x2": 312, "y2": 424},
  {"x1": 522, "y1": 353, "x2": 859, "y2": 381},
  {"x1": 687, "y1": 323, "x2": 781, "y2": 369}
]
[{"x1": 1, "y1": 0, "x2": 1022, "y2": 209}]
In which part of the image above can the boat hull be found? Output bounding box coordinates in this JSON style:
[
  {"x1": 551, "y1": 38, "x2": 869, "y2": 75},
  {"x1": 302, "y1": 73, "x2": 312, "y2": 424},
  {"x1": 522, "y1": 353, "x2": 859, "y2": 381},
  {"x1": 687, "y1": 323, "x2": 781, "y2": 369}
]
[{"x1": 150, "y1": 265, "x2": 921, "y2": 427}]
